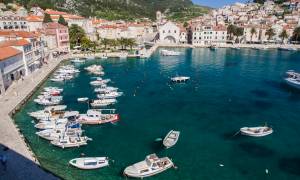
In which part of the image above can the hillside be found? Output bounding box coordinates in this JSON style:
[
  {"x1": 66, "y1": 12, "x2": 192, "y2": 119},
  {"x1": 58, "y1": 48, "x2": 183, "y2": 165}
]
[{"x1": 12, "y1": 0, "x2": 211, "y2": 21}]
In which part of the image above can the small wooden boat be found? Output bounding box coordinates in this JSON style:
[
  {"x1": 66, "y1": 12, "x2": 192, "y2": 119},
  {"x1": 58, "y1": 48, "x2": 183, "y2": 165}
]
[
  {"x1": 163, "y1": 130, "x2": 180, "y2": 148},
  {"x1": 124, "y1": 154, "x2": 173, "y2": 178},
  {"x1": 69, "y1": 157, "x2": 109, "y2": 170},
  {"x1": 77, "y1": 97, "x2": 89, "y2": 102},
  {"x1": 240, "y1": 126, "x2": 273, "y2": 137}
]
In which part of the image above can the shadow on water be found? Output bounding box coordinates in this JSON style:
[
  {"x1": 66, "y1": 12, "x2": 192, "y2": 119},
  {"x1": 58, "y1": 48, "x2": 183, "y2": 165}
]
[
  {"x1": 238, "y1": 142, "x2": 275, "y2": 158},
  {"x1": 252, "y1": 100, "x2": 273, "y2": 110},
  {"x1": 278, "y1": 157, "x2": 300, "y2": 176},
  {"x1": 251, "y1": 89, "x2": 269, "y2": 98},
  {"x1": 221, "y1": 130, "x2": 244, "y2": 141}
]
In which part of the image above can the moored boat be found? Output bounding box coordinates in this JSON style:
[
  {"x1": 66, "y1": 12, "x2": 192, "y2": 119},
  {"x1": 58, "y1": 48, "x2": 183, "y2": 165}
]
[
  {"x1": 240, "y1": 126, "x2": 273, "y2": 137},
  {"x1": 161, "y1": 50, "x2": 181, "y2": 56},
  {"x1": 77, "y1": 97, "x2": 89, "y2": 102},
  {"x1": 123, "y1": 154, "x2": 174, "y2": 178},
  {"x1": 163, "y1": 130, "x2": 180, "y2": 148},
  {"x1": 171, "y1": 76, "x2": 190, "y2": 83},
  {"x1": 51, "y1": 135, "x2": 91, "y2": 148},
  {"x1": 284, "y1": 70, "x2": 300, "y2": 89},
  {"x1": 69, "y1": 157, "x2": 109, "y2": 169},
  {"x1": 97, "y1": 91, "x2": 123, "y2": 99},
  {"x1": 77, "y1": 109, "x2": 119, "y2": 125},
  {"x1": 90, "y1": 99, "x2": 117, "y2": 107}
]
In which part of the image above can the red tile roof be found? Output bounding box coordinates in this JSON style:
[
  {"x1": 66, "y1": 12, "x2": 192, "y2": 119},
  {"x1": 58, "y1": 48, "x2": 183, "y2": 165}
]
[
  {"x1": 45, "y1": 9, "x2": 68, "y2": 15},
  {"x1": 26, "y1": 15, "x2": 43, "y2": 22},
  {"x1": 43, "y1": 22, "x2": 68, "y2": 29},
  {"x1": 0, "y1": 39, "x2": 30, "y2": 48},
  {"x1": 0, "y1": 30, "x2": 40, "y2": 38},
  {"x1": 0, "y1": 47, "x2": 22, "y2": 61}
]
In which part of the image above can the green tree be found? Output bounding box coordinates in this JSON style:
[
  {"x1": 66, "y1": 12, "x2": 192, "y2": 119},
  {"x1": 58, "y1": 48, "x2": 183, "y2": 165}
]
[
  {"x1": 279, "y1": 29, "x2": 288, "y2": 44},
  {"x1": 227, "y1": 24, "x2": 236, "y2": 40},
  {"x1": 127, "y1": 38, "x2": 137, "y2": 50},
  {"x1": 292, "y1": 27, "x2": 300, "y2": 43},
  {"x1": 58, "y1": 15, "x2": 68, "y2": 26},
  {"x1": 101, "y1": 38, "x2": 110, "y2": 50},
  {"x1": 81, "y1": 36, "x2": 91, "y2": 51},
  {"x1": 69, "y1": 24, "x2": 86, "y2": 49},
  {"x1": 183, "y1": 22, "x2": 189, "y2": 28},
  {"x1": 265, "y1": 28, "x2": 275, "y2": 40},
  {"x1": 235, "y1": 27, "x2": 244, "y2": 43},
  {"x1": 250, "y1": 27, "x2": 257, "y2": 43},
  {"x1": 43, "y1": 13, "x2": 53, "y2": 23}
]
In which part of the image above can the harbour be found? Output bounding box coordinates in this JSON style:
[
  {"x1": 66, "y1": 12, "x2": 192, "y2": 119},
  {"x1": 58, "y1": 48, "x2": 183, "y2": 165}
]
[{"x1": 10, "y1": 48, "x2": 300, "y2": 179}]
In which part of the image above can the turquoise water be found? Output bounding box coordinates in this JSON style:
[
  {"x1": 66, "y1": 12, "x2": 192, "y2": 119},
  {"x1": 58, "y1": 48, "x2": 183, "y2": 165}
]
[{"x1": 13, "y1": 48, "x2": 300, "y2": 180}]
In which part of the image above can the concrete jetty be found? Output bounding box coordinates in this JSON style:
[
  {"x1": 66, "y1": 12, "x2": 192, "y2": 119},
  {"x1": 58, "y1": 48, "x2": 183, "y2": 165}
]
[{"x1": 0, "y1": 56, "x2": 69, "y2": 179}]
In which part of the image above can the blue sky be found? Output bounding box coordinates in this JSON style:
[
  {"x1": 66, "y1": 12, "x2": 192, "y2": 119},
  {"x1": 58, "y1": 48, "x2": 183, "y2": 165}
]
[{"x1": 192, "y1": 0, "x2": 248, "y2": 8}]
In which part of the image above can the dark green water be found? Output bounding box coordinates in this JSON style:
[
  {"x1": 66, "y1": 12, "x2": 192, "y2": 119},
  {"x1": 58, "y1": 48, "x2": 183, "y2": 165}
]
[{"x1": 14, "y1": 48, "x2": 300, "y2": 180}]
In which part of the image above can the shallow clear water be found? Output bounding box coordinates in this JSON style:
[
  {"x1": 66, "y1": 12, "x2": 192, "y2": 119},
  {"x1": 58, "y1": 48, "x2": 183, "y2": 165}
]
[{"x1": 14, "y1": 48, "x2": 300, "y2": 180}]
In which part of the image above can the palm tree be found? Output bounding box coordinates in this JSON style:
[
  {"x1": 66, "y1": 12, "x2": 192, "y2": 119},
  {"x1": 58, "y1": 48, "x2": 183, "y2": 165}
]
[
  {"x1": 101, "y1": 38, "x2": 109, "y2": 50},
  {"x1": 235, "y1": 27, "x2": 244, "y2": 43},
  {"x1": 265, "y1": 28, "x2": 275, "y2": 41},
  {"x1": 279, "y1": 29, "x2": 288, "y2": 44},
  {"x1": 250, "y1": 27, "x2": 256, "y2": 43},
  {"x1": 127, "y1": 38, "x2": 137, "y2": 50},
  {"x1": 292, "y1": 27, "x2": 300, "y2": 43}
]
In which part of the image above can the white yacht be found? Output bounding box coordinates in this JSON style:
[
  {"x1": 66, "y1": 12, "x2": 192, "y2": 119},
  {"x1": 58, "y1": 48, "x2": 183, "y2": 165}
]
[
  {"x1": 34, "y1": 98, "x2": 61, "y2": 106},
  {"x1": 161, "y1": 50, "x2": 181, "y2": 56},
  {"x1": 77, "y1": 109, "x2": 119, "y2": 125},
  {"x1": 69, "y1": 157, "x2": 109, "y2": 170},
  {"x1": 163, "y1": 130, "x2": 180, "y2": 149},
  {"x1": 240, "y1": 126, "x2": 273, "y2": 137},
  {"x1": 285, "y1": 70, "x2": 300, "y2": 89},
  {"x1": 97, "y1": 91, "x2": 123, "y2": 99},
  {"x1": 124, "y1": 154, "x2": 174, "y2": 178},
  {"x1": 44, "y1": 87, "x2": 63, "y2": 93},
  {"x1": 29, "y1": 109, "x2": 78, "y2": 121},
  {"x1": 90, "y1": 99, "x2": 117, "y2": 107},
  {"x1": 77, "y1": 97, "x2": 89, "y2": 102},
  {"x1": 51, "y1": 135, "x2": 91, "y2": 148},
  {"x1": 171, "y1": 76, "x2": 190, "y2": 83}
]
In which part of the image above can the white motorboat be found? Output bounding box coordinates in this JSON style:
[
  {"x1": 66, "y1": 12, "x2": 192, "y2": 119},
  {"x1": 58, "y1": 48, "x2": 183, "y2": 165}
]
[
  {"x1": 50, "y1": 77, "x2": 65, "y2": 82},
  {"x1": 97, "y1": 91, "x2": 123, "y2": 99},
  {"x1": 69, "y1": 157, "x2": 109, "y2": 170},
  {"x1": 41, "y1": 90, "x2": 61, "y2": 96},
  {"x1": 71, "y1": 58, "x2": 85, "y2": 63},
  {"x1": 209, "y1": 45, "x2": 218, "y2": 50},
  {"x1": 240, "y1": 126, "x2": 273, "y2": 137},
  {"x1": 77, "y1": 97, "x2": 89, "y2": 102},
  {"x1": 163, "y1": 130, "x2": 180, "y2": 149},
  {"x1": 285, "y1": 70, "x2": 300, "y2": 89},
  {"x1": 90, "y1": 99, "x2": 117, "y2": 107},
  {"x1": 77, "y1": 109, "x2": 119, "y2": 125},
  {"x1": 34, "y1": 98, "x2": 61, "y2": 106},
  {"x1": 124, "y1": 154, "x2": 174, "y2": 178},
  {"x1": 37, "y1": 95, "x2": 63, "y2": 101},
  {"x1": 171, "y1": 76, "x2": 190, "y2": 83},
  {"x1": 36, "y1": 128, "x2": 83, "y2": 141},
  {"x1": 29, "y1": 109, "x2": 78, "y2": 121},
  {"x1": 90, "y1": 79, "x2": 110, "y2": 86},
  {"x1": 161, "y1": 50, "x2": 181, "y2": 56},
  {"x1": 85, "y1": 65, "x2": 103, "y2": 72},
  {"x1": 100, "y1": 56, "x2": 108, "y2": 59},
  {"x1": 28, "y1": 105, "x2": 67, "y2": 119},
  {"x1": 34, "y1": 118, "x2": 68, "y2": 130},
  {"x1": 94, "y1": 87, "x2": 118, "y2": 93},
  {"x1": 278, "y1": 47, "x2": 298, "y2": 51},
  {"x1": 44, "y1": 87, "x2": 63, "y2": 93},
  {"x1": 51, "y1": 135, "x2": 91, "y2": 148}
]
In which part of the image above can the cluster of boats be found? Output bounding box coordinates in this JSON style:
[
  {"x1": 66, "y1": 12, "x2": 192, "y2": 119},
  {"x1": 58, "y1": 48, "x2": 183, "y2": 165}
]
[
  {"x1": 50, "y1": 65, "x2": 79, "y2": 82},
  {"x1": 34, "y1": 87, "x2": 63, "y2": 106},
  {"x1": 85, "y1": 64, "x2": 104, "y2": 75}
]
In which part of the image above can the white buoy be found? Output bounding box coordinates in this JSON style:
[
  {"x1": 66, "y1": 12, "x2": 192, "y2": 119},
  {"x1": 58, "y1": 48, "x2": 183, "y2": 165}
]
[
  {"x1": 219, "y1": 164, "x2": 224, "y2": 167},
  {"x1": 265, "y1": 169, "x2": 269, "y2": 174}
]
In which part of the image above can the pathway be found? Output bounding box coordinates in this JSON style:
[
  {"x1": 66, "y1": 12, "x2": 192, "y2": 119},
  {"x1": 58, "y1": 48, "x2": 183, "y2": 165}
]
[{"x1": 0, "y1": 55, "x2": 68, "y2": 180}]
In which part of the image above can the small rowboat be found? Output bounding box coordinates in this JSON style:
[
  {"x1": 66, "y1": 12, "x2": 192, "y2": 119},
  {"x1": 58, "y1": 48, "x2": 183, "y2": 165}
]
[
  {"x1": 240, "y1": 126, "x2": 273, "y2": 137},
  {"x1": 77, "y1": 97, "x2": 89, "y2": 102},
  {"x1": 163, "y1": 130, "x2": 180, "y2": 148},
  {"x1": 69, "y1": 157, "x2": 109, "y2": 170}
]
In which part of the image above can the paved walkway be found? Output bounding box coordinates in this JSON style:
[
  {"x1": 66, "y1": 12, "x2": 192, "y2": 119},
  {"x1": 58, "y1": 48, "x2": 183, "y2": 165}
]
[{"x1": 0, "y1": 56, "x2": 68, "y2": 180}]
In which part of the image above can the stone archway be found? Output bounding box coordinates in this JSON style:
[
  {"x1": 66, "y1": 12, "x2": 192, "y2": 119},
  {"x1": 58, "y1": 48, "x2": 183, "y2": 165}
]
[{"x1": 164, "y1": 36, "x2": 176, "y2": 43}]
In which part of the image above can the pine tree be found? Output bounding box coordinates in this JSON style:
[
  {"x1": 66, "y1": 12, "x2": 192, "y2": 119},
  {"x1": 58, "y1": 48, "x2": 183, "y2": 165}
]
[
  {"x1": 43, "y1": 13, "x2": 53, "y2": 23},
  {"x1": 58, "y1": 15, "x2": 68, "y2": 26}
]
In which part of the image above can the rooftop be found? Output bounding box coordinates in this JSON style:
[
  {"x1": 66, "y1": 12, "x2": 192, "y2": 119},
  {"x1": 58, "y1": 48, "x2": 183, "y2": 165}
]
[
  {"x1": 0, "y1": 39, "x2": 30, "y2": 48},
  {"x1": 0, "y1": 46, "x2": 22, "y2": 61}
]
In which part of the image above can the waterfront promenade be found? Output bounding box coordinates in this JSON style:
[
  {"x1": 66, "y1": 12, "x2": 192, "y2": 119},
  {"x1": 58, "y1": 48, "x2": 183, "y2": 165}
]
[{"x1": 0, "y1": 56, "x2": 68, "y2": 179}]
